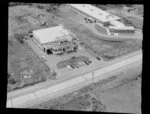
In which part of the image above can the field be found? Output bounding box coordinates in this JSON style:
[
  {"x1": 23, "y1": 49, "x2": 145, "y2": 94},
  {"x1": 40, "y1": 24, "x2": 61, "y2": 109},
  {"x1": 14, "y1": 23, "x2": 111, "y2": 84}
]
[
  {"x1": 31, "y1": 63, "x2": 141, "y2": 113},
  {"x1": 8, "y1": 3, "x2": 142, "y2": 94},
  {"x1": 8, "y1": 39, "x2": 51, "y2": 92}
]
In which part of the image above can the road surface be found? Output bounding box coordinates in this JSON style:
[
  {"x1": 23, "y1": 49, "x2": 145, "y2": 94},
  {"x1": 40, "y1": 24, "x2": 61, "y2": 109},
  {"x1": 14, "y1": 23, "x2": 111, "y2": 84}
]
[{"x1": 7, "y1": 50, "x2": 142, "y2": 108}]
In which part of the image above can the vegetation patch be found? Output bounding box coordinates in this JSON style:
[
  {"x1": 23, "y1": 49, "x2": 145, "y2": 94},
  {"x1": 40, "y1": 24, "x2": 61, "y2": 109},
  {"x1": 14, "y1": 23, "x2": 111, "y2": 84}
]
[{"x1": 8, "y1": 39, "x2": 51, "y2": 92}]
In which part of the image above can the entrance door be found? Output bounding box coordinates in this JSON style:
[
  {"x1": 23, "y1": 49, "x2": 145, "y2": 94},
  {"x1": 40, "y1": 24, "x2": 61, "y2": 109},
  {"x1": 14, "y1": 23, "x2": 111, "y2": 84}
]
[{"x1": 47, "y1": 49, "x2": 53, "y2": 54}]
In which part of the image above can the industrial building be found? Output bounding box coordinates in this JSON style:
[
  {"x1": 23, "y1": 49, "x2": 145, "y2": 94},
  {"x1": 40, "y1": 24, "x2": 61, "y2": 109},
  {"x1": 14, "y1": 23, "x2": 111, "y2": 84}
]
[
  {"x1": 108, "y1": 20, "x2": 135, "y2": 33},
  {"x1": 69, "y1": 4, "x2": 135, "y2": 34},
  {"x1": 32, "y1": 24, "x2": 78, "y2": 55},
  {"x1": 69, "y1": 4, "x2": 120, "y2": 23}
]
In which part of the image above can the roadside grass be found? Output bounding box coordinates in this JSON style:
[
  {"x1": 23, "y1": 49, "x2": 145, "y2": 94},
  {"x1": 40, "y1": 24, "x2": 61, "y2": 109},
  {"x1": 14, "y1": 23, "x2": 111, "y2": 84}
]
[
  {"x1": 75, "y1": 27, "x2": 141, "y2": 61},
  {"x1": 94, "y1": 24, "x2": 108, "y2": 35},
  {"x1": 8, "y1": 39, "x2": 51, "y2": 92}
]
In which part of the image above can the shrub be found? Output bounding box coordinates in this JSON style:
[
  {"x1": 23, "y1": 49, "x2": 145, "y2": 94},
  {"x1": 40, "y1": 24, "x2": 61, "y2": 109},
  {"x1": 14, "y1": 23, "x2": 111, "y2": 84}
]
[
  {"x1": 14, "y1": 33, "x2": 25, "y2": 44},
  {"x1": 8, "y1": 76, "x2": 18, "y2": 85}
]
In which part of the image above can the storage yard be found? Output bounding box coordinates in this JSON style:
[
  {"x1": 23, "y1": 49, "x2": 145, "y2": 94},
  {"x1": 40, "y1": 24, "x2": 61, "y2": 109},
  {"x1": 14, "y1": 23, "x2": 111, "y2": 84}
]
[{"x1": 8, "y1": 3, "x2": 143, "y2": 113}]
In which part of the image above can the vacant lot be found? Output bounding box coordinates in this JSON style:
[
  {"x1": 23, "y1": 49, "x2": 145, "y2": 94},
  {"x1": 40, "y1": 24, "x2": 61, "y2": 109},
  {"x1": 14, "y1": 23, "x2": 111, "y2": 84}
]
[
  {"x1": 8, "y1": 39, "x2": 51, "y2": 92},
  {"x1": 99, "y1": 76, "x2": 141, "y2": 113}
]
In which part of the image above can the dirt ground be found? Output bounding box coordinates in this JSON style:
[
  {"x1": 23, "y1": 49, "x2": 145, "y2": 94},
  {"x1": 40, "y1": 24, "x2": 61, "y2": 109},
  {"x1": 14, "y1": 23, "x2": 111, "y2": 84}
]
[{"x1": 99, "y1": 77, "x2": 141, "y2": 113}]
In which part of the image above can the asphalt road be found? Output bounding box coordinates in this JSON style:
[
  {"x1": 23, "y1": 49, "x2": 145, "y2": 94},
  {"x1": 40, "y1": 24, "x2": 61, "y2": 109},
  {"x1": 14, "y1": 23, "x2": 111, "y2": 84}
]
[{"x1": 7, "y1": 50, "x2": 142, "y2": 108}]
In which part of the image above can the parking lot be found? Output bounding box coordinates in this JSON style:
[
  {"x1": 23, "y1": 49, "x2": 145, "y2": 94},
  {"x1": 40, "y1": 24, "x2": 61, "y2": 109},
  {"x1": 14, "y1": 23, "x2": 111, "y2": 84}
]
[
  {"x1": 26, "y1": 38, "x2": 106, "y2": 79},
  {"x1": 57, "y1": 56, "x2": 92, "y2": 69}
]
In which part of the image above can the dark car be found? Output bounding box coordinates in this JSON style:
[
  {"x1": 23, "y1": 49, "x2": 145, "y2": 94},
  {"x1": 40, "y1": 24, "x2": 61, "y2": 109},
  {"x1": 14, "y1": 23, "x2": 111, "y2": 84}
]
[
  {"x1": 88, "y1": 60, "x2": 92, "y2": 63},
  {"x1": 70, "y1": 64, "x2": 75, "y2": 69},
  {"x1": 96, "y1": 57, "x2": 101, "y2": 61},
  {"x1": 84, "y1": 61, "x2": 90, "y2": 65}
]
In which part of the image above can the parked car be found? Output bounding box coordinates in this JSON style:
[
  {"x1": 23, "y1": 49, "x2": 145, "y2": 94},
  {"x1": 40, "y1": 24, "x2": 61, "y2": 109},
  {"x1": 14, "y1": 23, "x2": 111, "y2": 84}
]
[
  {"x1": 96, "y1": 57, "x2": 101, "y2": 61},
  {"x1": 84, "y1": 61, "x2": 90, "y2": 65},
  {"x1": 67, "y1": 65, "x2": 73, "y2": 70},
  {"x1": 75, "y1": 64, "x2": 80, "y2": 68},
  {"x1": 70, "y1": 64, "x2": 75, "y2": 69},
  {"x1": 78, "y1": 61, "x2": 86, "y2": 67},
  {"x1": 88, "y1": 60, "x2": 92, "y2": 63}
]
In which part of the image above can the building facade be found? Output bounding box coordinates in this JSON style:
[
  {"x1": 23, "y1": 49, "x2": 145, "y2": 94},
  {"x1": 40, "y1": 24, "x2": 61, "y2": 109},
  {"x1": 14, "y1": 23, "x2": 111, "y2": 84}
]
[{"x1": 32, "y1": 25, "x2": 78, "y2": 55}]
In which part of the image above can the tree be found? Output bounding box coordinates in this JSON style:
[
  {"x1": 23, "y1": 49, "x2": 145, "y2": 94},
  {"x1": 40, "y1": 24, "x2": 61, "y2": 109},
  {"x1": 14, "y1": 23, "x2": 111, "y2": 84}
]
[
  {"x1": 14, "y1": 33, "x2": 26, "y2": 44},
  {"x1": 8, "y1": 76, "x2": 17, "y2": 85}
]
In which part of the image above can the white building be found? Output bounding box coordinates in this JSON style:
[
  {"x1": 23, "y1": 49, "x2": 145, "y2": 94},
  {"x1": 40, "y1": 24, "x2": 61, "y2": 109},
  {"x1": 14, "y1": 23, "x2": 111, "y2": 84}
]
[
  {"x1": 108, "y1": 20, "x2": 135, "y2": 33},
  {"x1": 69, "y1": 4, "x2": 135, "y2": 34},
  {"x1": 32, "y1": 24, "x2": 78, "y2": 55},
  {"x1": 69, "y1": 4, "x2": 120, "y2": 23}
]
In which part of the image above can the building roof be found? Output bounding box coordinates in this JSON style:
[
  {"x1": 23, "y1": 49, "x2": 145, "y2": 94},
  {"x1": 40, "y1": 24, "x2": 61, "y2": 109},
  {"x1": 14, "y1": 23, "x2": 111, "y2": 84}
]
[
  {"x1": 109, "y1": 20, "x2": 135, "y2": 30},
  {"x1": 33, "y1": 25, "x2": 71, "y2": 44},
  {"x1": 69, "y1": 4, "x2": 120, "y2": 22}
]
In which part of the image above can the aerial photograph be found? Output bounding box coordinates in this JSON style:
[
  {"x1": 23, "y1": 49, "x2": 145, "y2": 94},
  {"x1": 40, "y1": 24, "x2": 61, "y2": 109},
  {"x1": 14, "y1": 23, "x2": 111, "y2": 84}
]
[{"x1": 7, "y1": 2, "x2": 143, "y2": 113}]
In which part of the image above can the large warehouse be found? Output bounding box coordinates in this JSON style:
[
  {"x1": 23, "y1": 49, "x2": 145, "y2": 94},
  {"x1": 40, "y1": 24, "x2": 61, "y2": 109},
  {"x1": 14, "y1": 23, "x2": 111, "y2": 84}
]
[
  {"x1": 32, "y1": 24, "x2": 78, "y2": 55},
  {"x1": 69, "y1": 4, "x2": 135, "y2": 34},
  {"x1": 69, "y1": 4, "x2": 120, "y2": 23}
]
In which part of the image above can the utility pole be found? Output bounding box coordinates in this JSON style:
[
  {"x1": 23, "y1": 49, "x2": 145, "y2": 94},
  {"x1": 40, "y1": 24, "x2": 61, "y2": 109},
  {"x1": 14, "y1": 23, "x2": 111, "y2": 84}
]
[
  {"x1": 118, "y1": 42, "x2": 120, "y2": 58},
  {"x1": 51, "y1": 64, "x2": 56, "y2": 80}
]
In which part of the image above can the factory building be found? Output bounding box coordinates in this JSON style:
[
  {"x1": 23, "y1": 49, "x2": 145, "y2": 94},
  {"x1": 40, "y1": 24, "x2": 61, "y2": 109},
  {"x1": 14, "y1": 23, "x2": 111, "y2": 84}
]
[
  {"x1": 69, "y1": 4, "x2": 135, "y2": 34},
  {"x1": 108, "y1": 20, "x2": 135, "y2": 33},
  {"x1": 32, "y1": 24, "x2": 78, "y2": 55},
  {"x1": 69, "y1": 4, "x2": 120, "y2": 24}
]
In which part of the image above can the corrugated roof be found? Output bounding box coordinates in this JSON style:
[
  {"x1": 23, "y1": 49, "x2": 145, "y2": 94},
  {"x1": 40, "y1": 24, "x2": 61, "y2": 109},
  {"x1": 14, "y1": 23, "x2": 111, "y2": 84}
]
[
  {"x1": 69, "y1": 4, "x2": 120, "y2": 22},
  {"x1": 33, "y1": 25, "x2": 70, "y2": 44}
]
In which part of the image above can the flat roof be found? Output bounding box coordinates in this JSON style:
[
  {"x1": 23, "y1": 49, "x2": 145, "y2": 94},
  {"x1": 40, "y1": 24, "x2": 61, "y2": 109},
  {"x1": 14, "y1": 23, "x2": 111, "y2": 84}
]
[
  {"x1": 69, "y1": 4, "x2": 120, "y2": 22},
  {"x1": 109, "y1": 20, "x2": 135, "y2": 30},
  {"x1": 33, "y1": 25, "x2": 71, "y2": 44}
]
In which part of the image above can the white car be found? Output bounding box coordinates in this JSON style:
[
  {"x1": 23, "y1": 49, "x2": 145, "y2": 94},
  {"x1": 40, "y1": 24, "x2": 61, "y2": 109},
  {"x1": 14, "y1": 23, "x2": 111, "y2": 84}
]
[
  {"x1": 67, "y1": 65, "x2": 73, "y2": 70},
  {"x1": 78, "y1": 61, "x2": 86, "y2": 67}
]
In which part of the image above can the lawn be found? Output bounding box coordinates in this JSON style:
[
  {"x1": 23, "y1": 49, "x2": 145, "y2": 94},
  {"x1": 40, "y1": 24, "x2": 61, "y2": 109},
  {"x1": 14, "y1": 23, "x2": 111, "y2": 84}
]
[
  {"x1": 8, "y1": 39, "x2": 51, "y2": 92},
  {"x1": 94, "y1": 24, "x2": 108, "y2": 35}
]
